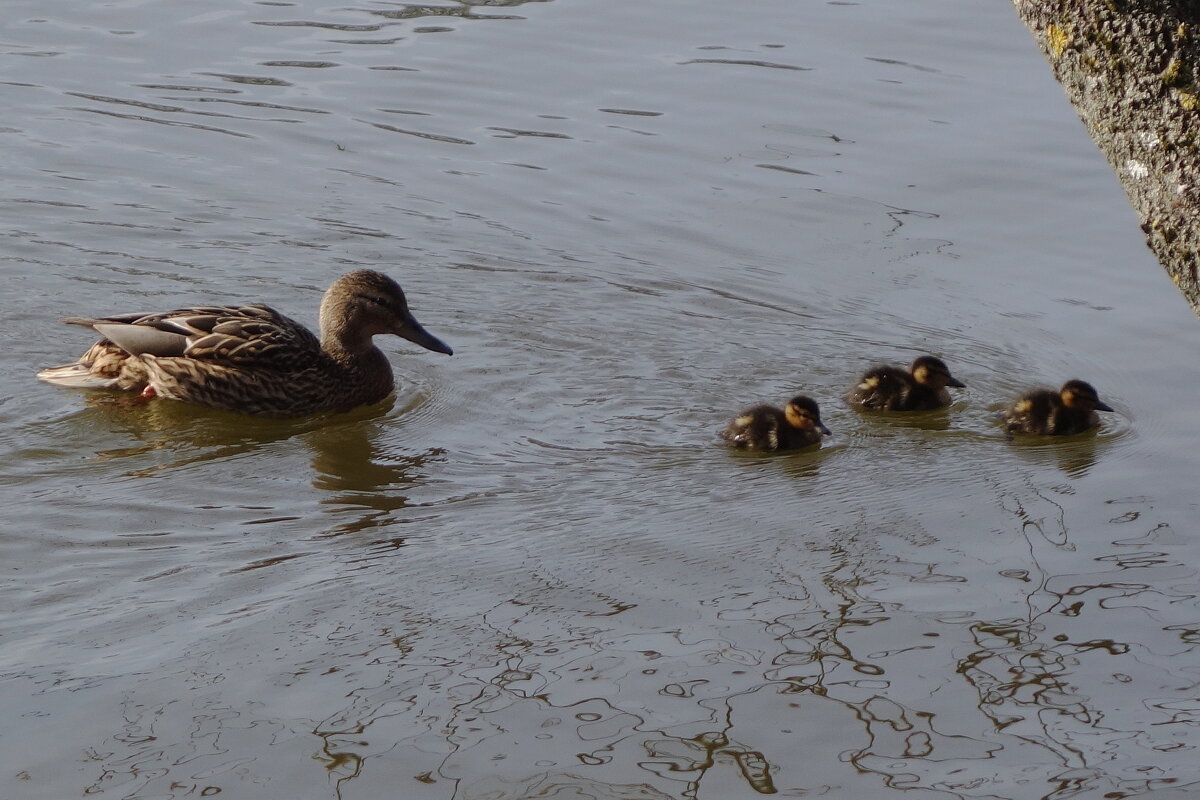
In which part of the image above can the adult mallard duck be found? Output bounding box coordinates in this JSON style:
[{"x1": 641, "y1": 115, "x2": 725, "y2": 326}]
[
  {"x1": 845, "y1": 355, "x2": 965, "y2": 411},
  {"x1": 1004, "y1": 379, "x2": 1114, "y2": 436},
  {"x1": 37, "y1": 269, "x2": 453, "y2": 418},
  {"x1": 722, "y1": 395, "x2": 831, "y2": 451}
]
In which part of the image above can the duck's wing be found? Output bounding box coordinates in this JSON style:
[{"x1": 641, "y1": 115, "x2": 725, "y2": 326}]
[
  {"x1": 65, "y1": 304, "x2": 322, "y2": 369},
  {"x1": 181, "y1": 305, "x2": 323, "y2": 368}
]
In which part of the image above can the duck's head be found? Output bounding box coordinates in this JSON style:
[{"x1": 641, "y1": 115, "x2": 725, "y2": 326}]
[
  {"x1": 321, "y1": 270, "x2": 454, "y2": 356},
  {"x1": 1060, "y1": 379, "x2": 1113, "y2": 413},
  {"x1": 784, "y1": 395, "x2": 831, "y2": 435},
  {"x1": 911, "y1": 356, "x2": 965, "y2": 389}
]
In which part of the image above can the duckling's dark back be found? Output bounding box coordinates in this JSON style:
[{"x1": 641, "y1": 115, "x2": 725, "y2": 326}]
[
  {"x1": 722, "y1": 404, "x2": 790, "y2": 450},
  {"x1": 1005, "y1": 388, "x2": 1059, "y2": 435},
  {"x1": 846, "y1": 365, "x2": 912, "y2": 410}
]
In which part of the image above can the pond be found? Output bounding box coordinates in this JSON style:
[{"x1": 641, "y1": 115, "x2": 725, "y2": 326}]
[{"x1": 3, "y1": 0, "x2": 1199, "y2": 798}]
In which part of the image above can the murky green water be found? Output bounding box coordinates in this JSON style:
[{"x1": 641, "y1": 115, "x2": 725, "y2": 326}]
[{"x1": 4, "y1": 0, "x2": 1200, "y2": 798}]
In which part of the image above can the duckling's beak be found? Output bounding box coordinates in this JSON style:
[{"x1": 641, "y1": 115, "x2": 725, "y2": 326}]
[
  {"x1": 946, "y1": 376, "x2": 966, "y2": 388},
  {"x1": 818, "y1": 422, "x2": 832, "y2": 436},
  {"x1": 1095, "y1": 398, "x2": 1114, "y2": 413},
  {"x1": 395, "y1": 314, "x2": 454, "y2": 355}
]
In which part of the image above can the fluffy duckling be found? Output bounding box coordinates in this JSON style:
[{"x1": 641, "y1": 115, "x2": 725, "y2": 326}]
[
  {"x1": 722, "y1": 395, "x2": 831, "y2": 451},
  {"x1": 37, "y1": 270, "x2": 453, "y2": 418},
  {"x1": 1004, "y1": 379, "x2": 1114, "y2": 436},
  {"x1": 846, "y1": 355, "x2": 965, "y2": 411}
]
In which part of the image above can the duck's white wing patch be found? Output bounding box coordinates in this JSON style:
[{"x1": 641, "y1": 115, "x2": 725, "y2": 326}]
[{"x1": 93, "y1": 323, "x2": 190, "y2": 357}]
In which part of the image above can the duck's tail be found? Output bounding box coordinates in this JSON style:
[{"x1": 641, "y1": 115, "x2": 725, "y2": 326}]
[{"x1": 36, "y1": 362, "x2": 121, "y2": 389}]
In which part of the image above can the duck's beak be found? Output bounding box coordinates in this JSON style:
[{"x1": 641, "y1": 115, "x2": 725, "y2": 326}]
[
  {"x1": 946, "y1": 376, "x2": 966, "y2": 388},
  {"x1": 1095, "y1": 399, "x2": 1114, "y2": 413},
  {"x1": 818, "y1": 422, "x2": 832, "y2": 436},
  {"x1": 395, "y1": 314, "x2": 454, "y2": 355}
]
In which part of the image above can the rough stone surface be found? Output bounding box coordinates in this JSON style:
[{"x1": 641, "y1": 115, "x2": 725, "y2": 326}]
[{"x1": 1013, "y1": 0, "x2": 1200, "y2": 314}]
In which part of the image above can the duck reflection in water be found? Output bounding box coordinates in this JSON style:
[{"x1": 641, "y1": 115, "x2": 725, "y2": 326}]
[
  {"x1": 307, "y1": 413, "x2": 443, "y2": 539},
  {"x1": 76, "y1": 390, "x2": 329, "y2": 470},
  {"x1": 1011, "y1": 434, "x2": 1103, "y2": 479},
  {"x1": 74, "y1": 392, "x2": 439, "y2": 538}
]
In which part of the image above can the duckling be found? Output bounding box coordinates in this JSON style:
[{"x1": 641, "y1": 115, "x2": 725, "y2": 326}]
[
  {"x1": 846, "y1": 355, "x2": 965, "y2": 411},
  {"x1": 722, "y1": 395, "x2": 831, "y2": 451},
  {"x1": 1004, "y1": 379, "x2": 1114, "y2": 436},
  {"x1": 37, "y1": 270, "x2": 453, "y2": 418}
]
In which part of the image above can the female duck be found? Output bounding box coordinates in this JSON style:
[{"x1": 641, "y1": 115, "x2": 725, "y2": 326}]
[
  {"x1": 722, "y1": 395, "x2": 831, "y2": 451},
  {"x1": 1004, "y1": 379, "x2": 1114, "y2": 436},
  {"x1": 38, "y1": 269, "x2": 453, "y2": 418},
  {"x1": 846, "y1": 355, "x2": 965, "y2": 411}
]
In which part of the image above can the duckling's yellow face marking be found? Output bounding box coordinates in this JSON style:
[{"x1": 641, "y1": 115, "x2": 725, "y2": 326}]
[
  {"x1": 784, "y1": 404, "x2": 811, "y2": 429},
  {"x1": 1013, "y1": 399, "x2": 1032, "y2": 413},
  {"x1": 912, "y1": 365, "x2": 929, "y2": 385},
  {"x1": 859, "y1": 376, "x2": 879, "y2": 390},
  {"x1": 1061, "y1": 388, "x2": 1077, "y2": 408}
]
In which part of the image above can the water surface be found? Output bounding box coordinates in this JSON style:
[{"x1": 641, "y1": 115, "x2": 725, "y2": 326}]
[{"x1": 3, "y1": 1, "x2": 1200, "y2": 798}]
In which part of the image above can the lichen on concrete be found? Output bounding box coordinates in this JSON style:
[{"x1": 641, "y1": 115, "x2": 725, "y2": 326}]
[{"x1": 1013, "y1": 0, "x2": 1200, "y2": 315}]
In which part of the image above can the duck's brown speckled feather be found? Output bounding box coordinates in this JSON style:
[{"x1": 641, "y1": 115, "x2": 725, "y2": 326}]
[
  {"x1": 66, "y1": 304, "x2": 323, "y2": 367},
  {"x1": 138, "y1": 346, "x2": 394, "y2": 417}
]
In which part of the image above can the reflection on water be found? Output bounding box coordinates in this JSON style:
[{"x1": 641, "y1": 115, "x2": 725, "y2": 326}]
[
  {"x1": 20, "y1": 478, "x2": 1198, "y2": 799},
  {"x1": 308, "y1": 415, "x2": 446, "y2": 538},
  {"x1": 1007, "y1": 431, "x2": 1105, "y2": 479},
  {"x1": 848, "y1": 403, "x2": 959, "y2": 431},
  {"x1": 58, "y1": 391, "x2": 446, "y2": 540},
  {"x1": 73, "y1": 391, "x2": 337, "y2": 470}
]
